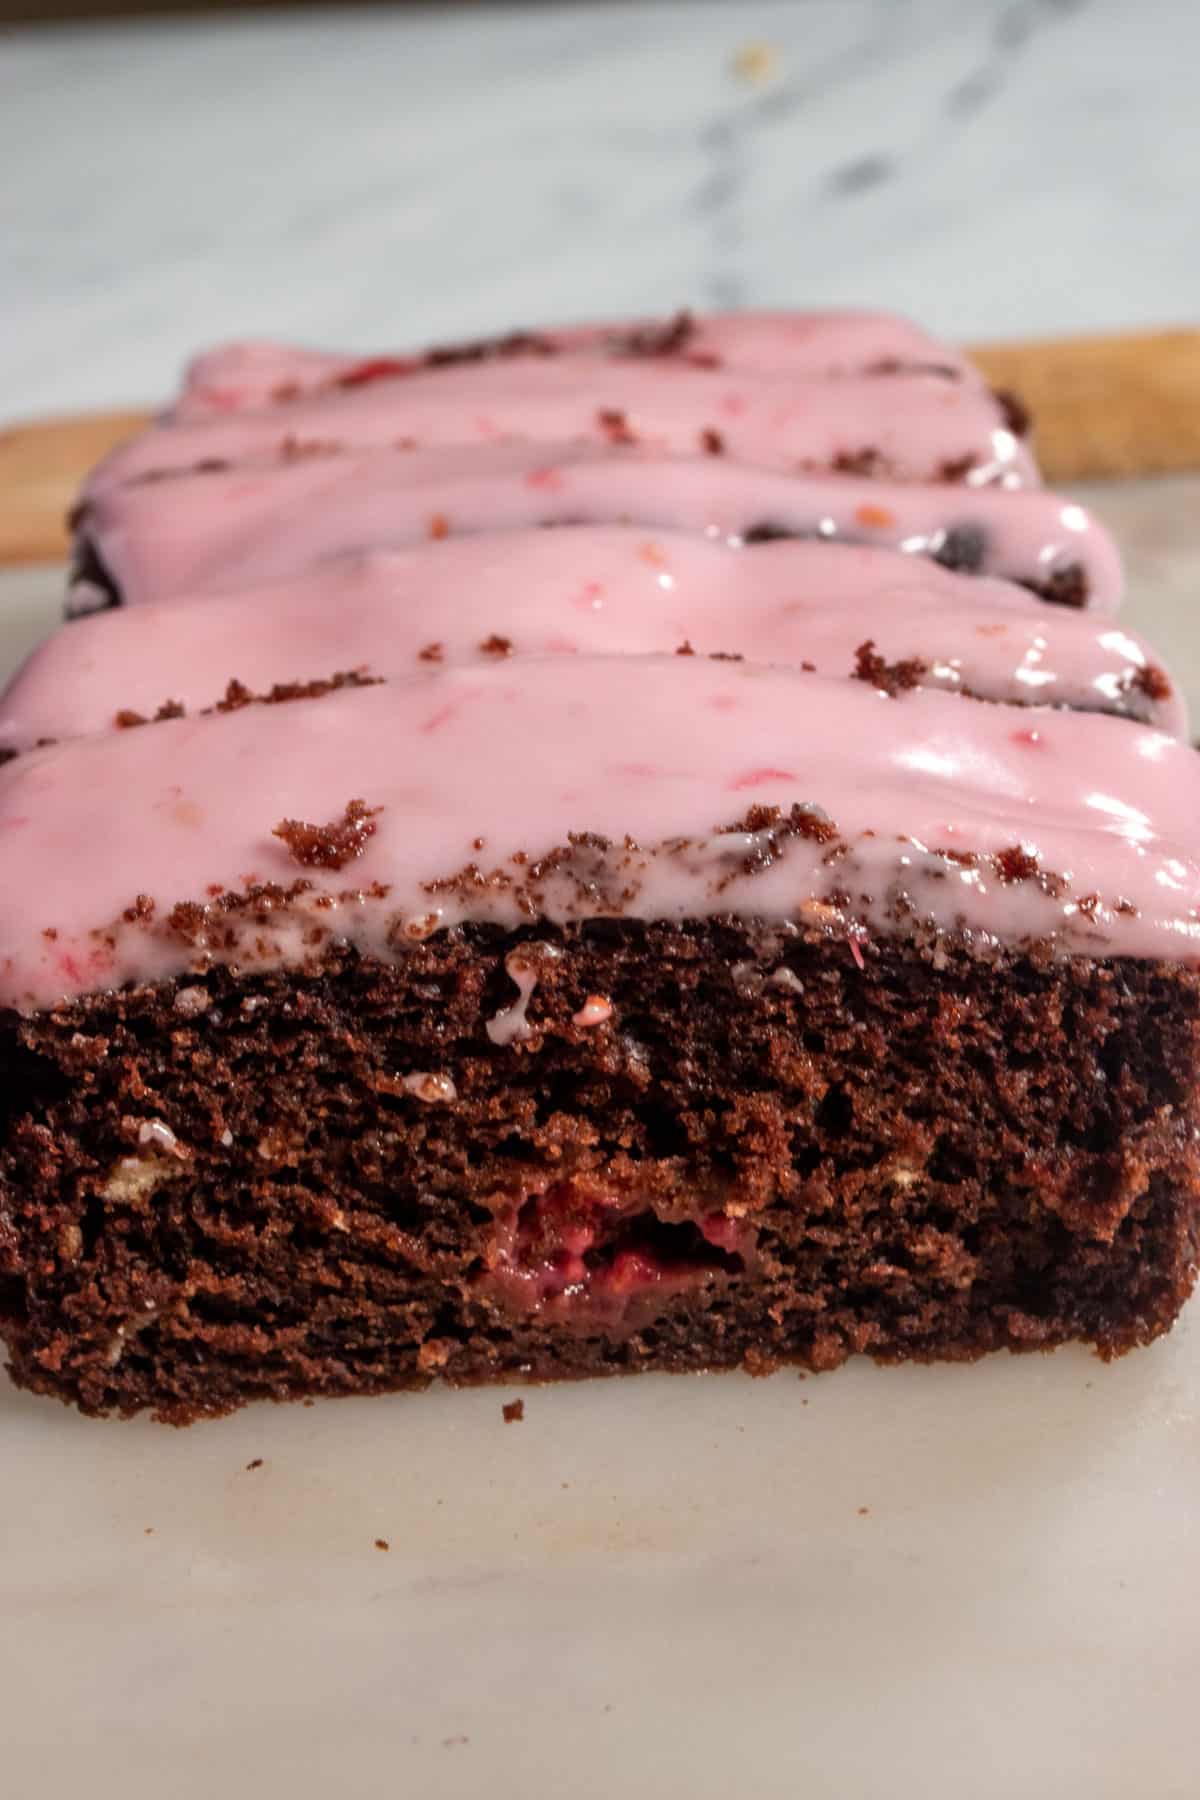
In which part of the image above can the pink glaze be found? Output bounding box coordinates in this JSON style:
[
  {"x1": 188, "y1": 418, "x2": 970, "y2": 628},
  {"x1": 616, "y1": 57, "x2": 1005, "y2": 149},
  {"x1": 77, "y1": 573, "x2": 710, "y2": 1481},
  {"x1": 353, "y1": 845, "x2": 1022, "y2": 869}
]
[
  {"x1": 1, "y1": 655, "x2": 1197, "y2": 1013},
  {"x1": 174, "y1": 311, "x2": 981, "y2": 418},
  {"x1": 6, "y1": 535, "x2": 1179, "y2": 749},
  {"x1": 85, "y1": 357, "x2": 1036, "y2": 497},
  {"x1": 77, "y1": 443, "x2": 1117, "y2": 610}
]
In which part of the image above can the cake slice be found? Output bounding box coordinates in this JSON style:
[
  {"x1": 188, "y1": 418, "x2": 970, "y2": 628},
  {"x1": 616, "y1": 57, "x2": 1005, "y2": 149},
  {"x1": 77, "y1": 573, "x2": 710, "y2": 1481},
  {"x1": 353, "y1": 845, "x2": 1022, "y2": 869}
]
[
  {"x1": 1, "y1": 658, "x2": 1199, "y2": 1420},
  {"x1": 88, "y1": 312, "x2": 1031, "y2": 497},
  {"x1": 4, "y1": 534, "x2": 1179, "y2": 756},
  {"x1": 174, "y1": 309, "x2": 985, "y2": 418},
  {"x1": 71, "y1": 444, "x2": 1118, "y2": 612}
]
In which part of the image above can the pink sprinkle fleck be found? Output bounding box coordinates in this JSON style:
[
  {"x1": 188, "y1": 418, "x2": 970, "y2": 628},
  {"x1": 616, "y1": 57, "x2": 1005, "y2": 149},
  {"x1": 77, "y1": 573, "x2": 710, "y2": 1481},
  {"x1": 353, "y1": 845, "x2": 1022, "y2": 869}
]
[
  {"x1": 615, "y1": 762, "x2": 658, "y2": 778},
  {"x1": 719, "y1": 393, "x2": 747, "y2": 418},
  {"x1": 474, "y1": 414, "x2": 500, "y2": 438},
  {"x1": 730, "y1": 767, "x2": 796, "y2": 791},
  {"x1": 59, "y1": 953, "x2": 83, "y2": 984},
  {"x1": 422, "y1": 702, "x2": 461, "y2": 735},
  {"x1": 542, "y1": 636, "x2": 579, "y2": 654},
  {"x1": 709, "y1": 695, "x2": 738, "y2": 712},
  {"x1": 525, "y1": 466, "x2": 565, "y2": 492},
  {"x1": 574, "y1": 581, "x2": 605, "y2": 612},
  {"x1": 848, "y1": 937, "x2": 865, "y2": 971},
  {"x1": 1011, "y1": 728, "x2": 1044, "y2": 748}
]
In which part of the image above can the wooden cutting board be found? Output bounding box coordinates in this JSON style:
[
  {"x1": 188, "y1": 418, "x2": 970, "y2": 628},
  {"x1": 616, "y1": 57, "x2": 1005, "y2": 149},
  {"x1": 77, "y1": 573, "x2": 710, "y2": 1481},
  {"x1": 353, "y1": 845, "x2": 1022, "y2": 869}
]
[{"x1": 1, "y1": 327, "x2": 1198, "y2": 566}]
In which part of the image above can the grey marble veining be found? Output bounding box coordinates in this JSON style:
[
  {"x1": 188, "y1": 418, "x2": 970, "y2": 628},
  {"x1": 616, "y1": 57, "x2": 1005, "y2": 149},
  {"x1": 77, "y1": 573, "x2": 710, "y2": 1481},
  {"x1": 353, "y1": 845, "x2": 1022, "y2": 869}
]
[{"x1": 1, "y1": 0, "x2": 1197, "y2": 416}]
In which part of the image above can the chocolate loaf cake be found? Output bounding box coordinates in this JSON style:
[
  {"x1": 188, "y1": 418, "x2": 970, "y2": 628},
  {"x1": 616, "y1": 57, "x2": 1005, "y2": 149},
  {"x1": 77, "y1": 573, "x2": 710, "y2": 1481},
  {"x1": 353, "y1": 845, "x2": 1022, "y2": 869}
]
[{"x1": 2, "y1": 308, "x2": 1197, "y2": 1422}]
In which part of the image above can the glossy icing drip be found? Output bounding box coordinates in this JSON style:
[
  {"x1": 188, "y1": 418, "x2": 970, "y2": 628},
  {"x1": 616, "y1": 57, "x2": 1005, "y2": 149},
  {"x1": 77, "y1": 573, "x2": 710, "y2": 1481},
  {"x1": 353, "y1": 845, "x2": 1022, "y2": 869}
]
[
  {"x1": 1, "y1": 657, "x2": 1197, "y2": 1014},
  {"x1": 4, "y1": 534, "x2": 1178, "y2": 750},
  {"x1": 87, "y1": 357, "x2": 1035, "y2": 497},
  {"x1": 77, "y1": 443, "x2": 1117, "y2": 609}
]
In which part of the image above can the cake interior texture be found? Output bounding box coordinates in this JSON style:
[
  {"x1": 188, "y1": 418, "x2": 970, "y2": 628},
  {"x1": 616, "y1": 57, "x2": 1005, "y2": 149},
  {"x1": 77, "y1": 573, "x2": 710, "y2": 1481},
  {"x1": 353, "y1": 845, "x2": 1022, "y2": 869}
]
[{"x1": 3, "y1": 926, "x2": 1196, "y2": 1421}]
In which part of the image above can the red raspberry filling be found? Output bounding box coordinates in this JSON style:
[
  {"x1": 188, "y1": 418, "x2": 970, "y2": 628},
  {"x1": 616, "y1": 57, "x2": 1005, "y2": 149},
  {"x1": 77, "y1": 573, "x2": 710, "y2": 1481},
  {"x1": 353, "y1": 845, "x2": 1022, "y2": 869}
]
[{"x1": 476, "y1": 1178, "x2": 754, "y2": 1330}]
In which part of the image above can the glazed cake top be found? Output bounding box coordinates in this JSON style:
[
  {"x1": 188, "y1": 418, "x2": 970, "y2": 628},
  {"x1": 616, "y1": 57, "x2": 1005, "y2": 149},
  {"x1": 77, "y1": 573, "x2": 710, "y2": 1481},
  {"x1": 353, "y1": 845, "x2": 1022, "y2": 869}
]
[
  {"x1": 6, "y1": 306, "x2": 1188, "y2": 1015},
  {"x1": 1, "y1": 655, "x2": 1197, "y2": 1013},
  {"x1": 3, "y1": 533, "x2": 1179, "y2": 753},
  {"x1": 174, "y1": 310, "x2": 983, "y2": 416},
  {"x1": 76, "y1": 441, "x2": 1117, "y2": 611},
  {"x1": 83, "y1": 308, "x2": 1036, "y2": 497}
]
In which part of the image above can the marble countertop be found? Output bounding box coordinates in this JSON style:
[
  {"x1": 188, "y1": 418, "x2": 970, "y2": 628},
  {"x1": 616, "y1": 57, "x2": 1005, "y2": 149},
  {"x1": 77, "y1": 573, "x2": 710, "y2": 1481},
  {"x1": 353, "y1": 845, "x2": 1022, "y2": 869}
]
[{"x1": 2, "y1": 0, "x2": 1197, "y2": 418}]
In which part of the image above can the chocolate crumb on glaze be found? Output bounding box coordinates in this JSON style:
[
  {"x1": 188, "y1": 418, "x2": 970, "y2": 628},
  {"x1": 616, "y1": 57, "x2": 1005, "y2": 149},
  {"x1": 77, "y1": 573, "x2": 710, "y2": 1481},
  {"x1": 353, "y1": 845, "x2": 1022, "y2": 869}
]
[
  {"x1": 614, "y1": 309, "x2": 696, "y2": 357},
  {"x1": 1129, "y1": 663, "x2": 1173, "y2": 703},
  {"x1": 598, "y1": 407, "x2": 636, "y2": 445},
  {"x1": 852, "y1": 640, "x2": 928, "y2": 696},
  {"x1": 1036, "y1": 563, "x2": 1090, "y2": 610},
  {"x1": 112, "y1": 670, "x2": 381, "y2": 731},
  {"x1": 273, "y1": 799, "x2": 382, "y2": 871}
]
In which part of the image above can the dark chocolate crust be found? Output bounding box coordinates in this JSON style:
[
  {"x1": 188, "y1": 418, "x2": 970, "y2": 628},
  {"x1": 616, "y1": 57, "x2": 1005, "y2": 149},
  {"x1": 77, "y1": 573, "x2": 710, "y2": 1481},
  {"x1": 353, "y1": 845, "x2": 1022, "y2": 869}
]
[{"x1": 2, "y1": 922, "x2": 1197, "y2": 1422}]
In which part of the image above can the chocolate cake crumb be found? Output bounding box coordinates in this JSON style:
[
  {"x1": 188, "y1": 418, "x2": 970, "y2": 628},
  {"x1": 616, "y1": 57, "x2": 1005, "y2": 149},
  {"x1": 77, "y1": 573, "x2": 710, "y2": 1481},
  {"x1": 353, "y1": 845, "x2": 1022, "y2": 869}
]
[
  {"x1": 700, "y1": 427, "x2": 725, "y2": 456},
  {"x1": 832, "y1": 449, "x2": 884, "y2": 478},
  {"x1": 852, "y1": 640, "x2": 928, "y2": 695},
  {"x1": 866, "y1": 358, "x2": 960, "y2": 381},
  {"x1": 245, "y1": 1457, "x2": 263, "y2": 1471},
  {"x1": 1035, "y1": 562, "x2": 1088, "y2": 609},
  {"x1": 938, "y1": 453, "x2": 980, "y2": 483},
  {"x1": 615, "y1": 310, "x2": 695, "y2": 357},
  {"x1": 743, "y1": 521, "x2": 801, "y2": 544},
  {"x1": 598, "y1": 408, "x2": 636, "y2": 445},
  {"x1": 273, "y1": 799, "x2": 382, "y2": 871},
  {"x1": 115, "y1": 700, "x2": 185, "y2": 729},
  {"x1": 214, "y1": 670, "x2": 380, "y2": 712},
  {"x1": 115, "y1": 671, "x2": 380, "y2": 733},
  {"x1": 418, "y1": 642, "x2": 445, "y2": 663},
  {"x1": 994, "y1": 388, "x2": 1032, "y2": 438},
  {"x1": 375, "y1": 1538, "x2": 390, "y2": 1551},
  {"x1": 502, "y1": 1399, "x2": 525, "y2": 1423},
  {"x1": 675, "y1": 640, "x2": 696, "y2": 656},
  {"x1": 1131, "y1": 663, "x2": 1173, "y2": 702},
  {"x1": 479, "y1": 634, "x2": 514, "y2": 658},
  {"x1": 425, "y1": 329, "x2": 556, "y2": 368},
  {"x1": 994, "y1": 844, "x2": 1040, "y2": 883}
]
